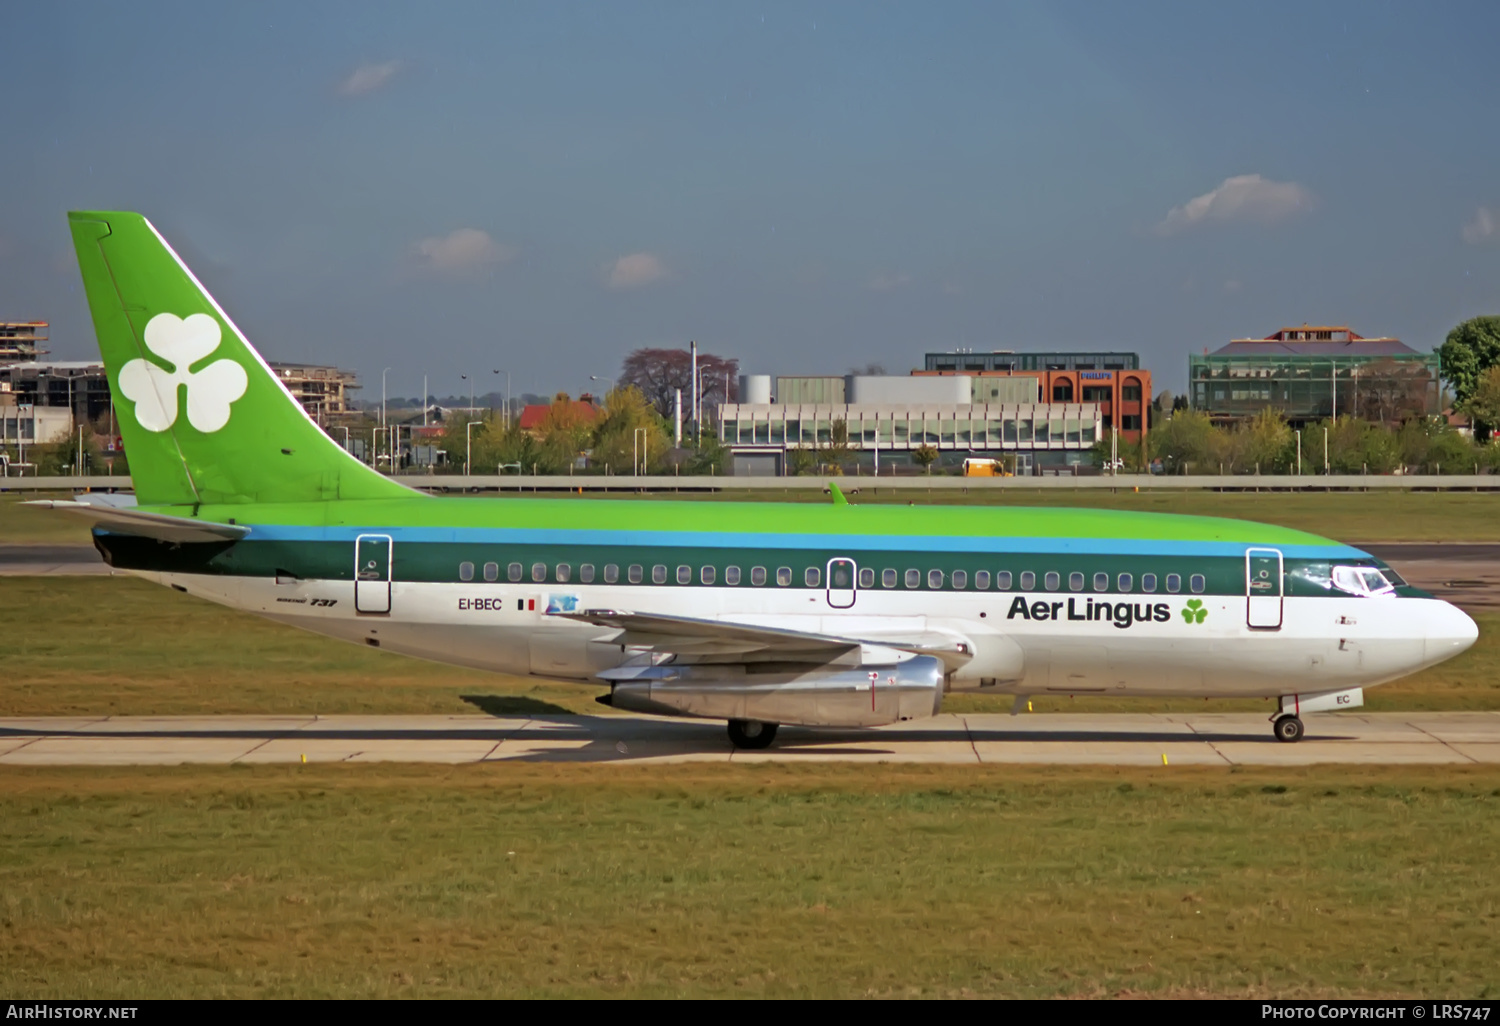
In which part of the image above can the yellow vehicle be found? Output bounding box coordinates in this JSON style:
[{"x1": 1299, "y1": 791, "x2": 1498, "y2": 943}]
[{"x1": 962, "y1": 457, "x2": 1012, "y2": 477}]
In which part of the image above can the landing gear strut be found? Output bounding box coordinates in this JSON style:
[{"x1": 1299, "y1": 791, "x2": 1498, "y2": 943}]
[
  {"x1": 727, "y1": 719, "x2": 778, "y2": 750},
  {"x1": 1273, "y1": 715, "x2": 1305, "y2": 744}
]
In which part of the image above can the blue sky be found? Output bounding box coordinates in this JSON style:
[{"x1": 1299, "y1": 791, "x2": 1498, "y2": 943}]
[{"x1": 2, "y1": 0, "x2": 1497, "y2": 398}]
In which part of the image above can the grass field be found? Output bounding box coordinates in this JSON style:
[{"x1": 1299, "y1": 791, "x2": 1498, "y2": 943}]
[
  {"x1": 1, "y1": 577, "x2": 1497, "y2": 717},
  {"x1": 2, "y1": 762, "x2": 1498, "y2": 998},
  {"x1": 5, "y1": 489, "x2": 1500, "y2": 543}
]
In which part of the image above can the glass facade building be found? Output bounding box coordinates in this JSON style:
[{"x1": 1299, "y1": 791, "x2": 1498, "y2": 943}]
[
  {"x1": 1189, "y1": 327, "x2": 1441, "y2": 425},
  {"x1": 719, "y1": 402, "x2": 1102, "y2": 475}
]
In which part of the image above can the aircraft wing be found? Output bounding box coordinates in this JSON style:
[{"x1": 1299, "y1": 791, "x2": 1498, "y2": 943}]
[
  {"x1": 24, "y1": 500, "x2": 250, "y2": 544},
  {"x1": 558, "y1": 608, "x2": 972, "y2": 666}
]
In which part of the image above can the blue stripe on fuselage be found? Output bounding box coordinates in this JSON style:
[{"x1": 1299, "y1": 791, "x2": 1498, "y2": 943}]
[{"x1": 240, "y1": 524, "x2": 1366, "y2": 559}]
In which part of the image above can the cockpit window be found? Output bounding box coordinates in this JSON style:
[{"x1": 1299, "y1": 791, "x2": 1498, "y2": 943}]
[{"x1": 1331, "y1": 565, "x2": 1396, "y2": 597}]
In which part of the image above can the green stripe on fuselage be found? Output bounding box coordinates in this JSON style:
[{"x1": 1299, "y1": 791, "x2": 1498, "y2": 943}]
[{"x1": 130, "y1": 495, "x2": 1345, "y2": 547}]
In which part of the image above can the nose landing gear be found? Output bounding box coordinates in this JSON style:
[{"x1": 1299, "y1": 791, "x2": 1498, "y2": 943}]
[
  {"x1": 1272, "y1": 714, "x2": 1305, "y2": 743},
  {"x1": 727, "y1": 719, "x2": 778, "y2": 750}
]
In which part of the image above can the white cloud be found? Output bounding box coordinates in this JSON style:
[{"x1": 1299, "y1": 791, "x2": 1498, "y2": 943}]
[
  {"x1": 868, "y1": 272, "x2": 912, "y2": 291},
  {"x1": 338, "y1": 60, "x2": 403, "y2": 97},
  {"x1": 1462, "y1": 206, "x2": 1496, "y2": 245},
  {"x1": 606, "y1": 252, "x2": 667, "y2": 289},
  {"x1": 413, "y1": 229, "x2": 513, "y2": 272},
  {"x1": 1156, "y1": 174, "x2": 1314, "y2": 235}
]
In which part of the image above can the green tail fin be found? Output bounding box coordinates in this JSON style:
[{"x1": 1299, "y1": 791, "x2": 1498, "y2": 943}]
[{"x1": 68, "y1": 211, "x2": 416, "y2": 506}]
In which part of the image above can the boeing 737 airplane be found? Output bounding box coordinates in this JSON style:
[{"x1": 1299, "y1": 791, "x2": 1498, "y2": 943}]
[{"x1": 34, "y1": 211, "x2": 1479, "y2": 748}]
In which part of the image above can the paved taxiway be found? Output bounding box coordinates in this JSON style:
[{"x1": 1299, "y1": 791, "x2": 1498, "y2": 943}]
[{"x1": 3, "y1": 712, "x2": 1499, "y2": 766}]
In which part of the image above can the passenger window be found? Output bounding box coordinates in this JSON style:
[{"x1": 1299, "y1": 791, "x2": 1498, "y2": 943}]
[
  {"x1": 1141, "y1": 573, "x2": 1156, "y2": 592},
  {"x1": 508, "y1": 562, "x2": 523, "y2": 582},
  {"x1": 804, "y1": 567, "x2": 820, "y2": 587},
  {"x1": 1044, "y1": 572, "x2": 1060, "y2": 591},
  {"x1": 483, "y1": 562, "x2": 499, "y2": 582},
  {"x1": 725, "y1": 566, "x2": 741, "y2": 585},
  {"x1": 1093, "y1": 572, "x2": 1109, "y2": 592},
  {"x1": 952, "y1": 570, "x2": 968, "y2": 589},
  {"x1": 904, "y1": 569, "x2": 920, "y2": 588},
  {"x1": 751, "y1": 566, "x2": 767, "y2": 586},
  {"x1": 1069, "y1": 572, "x2": 1084, "y2": 591},
  {"x1": 776, "y1": 567, "x2": 792, "y2": 586},
  {"x1": 701, "y1": 565, "x2": 716, "y2": 585},
  {"x1": 858, "y1": 567, "x2": 874, "y2": 589},
  {"x1": 1019, "y1": 571, "x2": 1035, "y2": 590},
  {"x1": 928, "y1": 569, "x2": 944, "y2": 589},
  {"x1": 883, "y1": 568, "x2": 898, "y2": 588},
  {"x1": 556, "y1": 564, "x2": 571, "y2": 583},
  {"x1": 604, "y1": 564, "x2": 619, "y2": 584},
  {"x1": 975, "y1": 570, "x2": 991, "y2": 590},
  {"x1": 652, "y1": 565, "x2": 668, "y2": 584},
  {"x1": 628, "y1": 565, "x2": 644, "y2": 584},
  {"x1": 531, "y1": 563, "x2": 547, "y2": 583},
  {"x1": 579, "y1": 564, "x2": 595, "y2": 583},
  {"x1": 459, "y1": 562, "x2": 475, "y2": 582},
  {"x1": 1166, "y1": 573, "x2": 1181, "y2": 593},
  {"x1": 1190, "y1": 574, "x2": 1205, "y2": 594},
  {"x1": 1117, "y1": 573, "x2": 1133, "y2": 592},
  {"x1": 677, "y1": 565, "x2": 692, "y2": 585},
  {"x1": 997, "y1": 571, "x2": 1013, "y2": 590}
]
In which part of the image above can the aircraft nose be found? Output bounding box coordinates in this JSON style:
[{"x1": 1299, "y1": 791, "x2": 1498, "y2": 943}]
[{"x1": 1425, "y1": 601, "x2": 1479, "y2": 664}]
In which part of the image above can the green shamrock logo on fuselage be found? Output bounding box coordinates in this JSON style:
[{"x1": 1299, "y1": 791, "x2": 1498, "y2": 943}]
[{"x1": 1182, "y1": 599, "x2": 1208, "y2": 624}]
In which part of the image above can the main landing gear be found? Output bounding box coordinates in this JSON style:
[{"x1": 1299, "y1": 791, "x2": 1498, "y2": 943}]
[
  {"x1": 1272, "y1": 714, "x2": 1305, "y2": 744},
  {"x1": 727, "y1": 719, "x2": 778, "y2": 750}
]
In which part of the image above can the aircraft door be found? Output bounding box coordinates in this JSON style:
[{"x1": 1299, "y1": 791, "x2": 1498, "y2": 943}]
[
  {"x1": 355, "y1": 534, "x2": 393, "y2": 615},
  {"x1": 826, "y1": 558, "x2": 856, "y2": 609},
  {"x1": 1245, "y1": 547, "x2": 1283, "y2": 630}
]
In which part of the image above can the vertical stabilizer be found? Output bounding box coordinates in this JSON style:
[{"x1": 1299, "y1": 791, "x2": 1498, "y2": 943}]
[{"x1": 68, "y1": 211, "x2": 416, "y2": 506}]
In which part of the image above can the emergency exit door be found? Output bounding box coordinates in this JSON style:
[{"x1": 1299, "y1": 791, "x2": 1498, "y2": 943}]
[
  {"x1": 1245, "y1": 547, "x2": 1283, "y2": 630},
  {"x1": 355, "y1": 534, "x2": 392, "y2": 614},
  {"x1": 826, "y1": 558, "x2": 856, "y2": 609}
]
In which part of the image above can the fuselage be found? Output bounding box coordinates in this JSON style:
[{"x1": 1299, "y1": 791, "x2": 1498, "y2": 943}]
[{"x1": 93, "y1": 495, "x2": 1479, "y2": 701}]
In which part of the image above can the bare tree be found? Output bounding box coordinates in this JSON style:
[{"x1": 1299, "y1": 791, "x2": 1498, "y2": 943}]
[{"x1": 619, "y1": 347, "x2": 739, "y2": 422}]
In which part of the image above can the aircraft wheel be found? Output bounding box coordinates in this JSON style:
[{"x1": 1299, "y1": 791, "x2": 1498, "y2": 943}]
[
  {"x1": 727, "y1": 719, "x2": 778, "y2": 750},
  {"x1": 1273, "y1": 715, "x2": 1305, "y2": 744}
]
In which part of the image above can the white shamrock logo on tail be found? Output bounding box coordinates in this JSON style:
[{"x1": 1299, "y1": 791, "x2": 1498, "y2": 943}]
[{"x1": 118, "y1": 313, "x2": 248, "y2": 432}]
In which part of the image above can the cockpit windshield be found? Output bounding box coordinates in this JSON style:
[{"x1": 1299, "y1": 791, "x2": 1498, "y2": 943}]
[{"x1": 1331, "y1": 565, "x2": 1397, "y2": 598}]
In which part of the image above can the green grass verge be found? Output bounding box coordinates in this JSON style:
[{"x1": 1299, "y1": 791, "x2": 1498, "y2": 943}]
[
  {"x1": 1, "y1": 577, "x2": 1496, "y2": 716},
  {"x1": 0, "y1": 493, "x2": 97, "y2": 545},
  {"x1": 2, "y1": 763, "x2": 1498, "y2": 998}
]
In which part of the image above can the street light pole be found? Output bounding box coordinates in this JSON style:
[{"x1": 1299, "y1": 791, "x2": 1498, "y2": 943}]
[
  {"x1": 465, "y1": 419, "x2": 480, "y2": 477},
  {"x1": 381, "y1": 367, "x2": 391, "y2": 427},
  {"x1": 495, "y1": 370, "x2": 510, "y2": 427}
]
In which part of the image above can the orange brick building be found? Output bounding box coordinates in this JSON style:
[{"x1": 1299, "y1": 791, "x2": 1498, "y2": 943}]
[{"x1": 915, "y1": 350, "x2": 1151, "y2": 445}]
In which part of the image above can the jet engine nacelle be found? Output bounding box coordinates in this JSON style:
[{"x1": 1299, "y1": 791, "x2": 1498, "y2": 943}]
[{"x1": 605, "y1": 655, "x2": 945, "y2": 727}]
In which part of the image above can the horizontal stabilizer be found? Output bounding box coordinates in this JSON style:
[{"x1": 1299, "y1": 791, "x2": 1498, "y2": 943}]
[{"x1": 24, "y1": 500, "x2": 249, "y2": 544}]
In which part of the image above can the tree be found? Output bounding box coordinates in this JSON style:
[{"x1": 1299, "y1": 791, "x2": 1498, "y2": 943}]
[
  {"x1": 1461, "y1": 365, "x2": 1500, "y2": 440},
  {"x1": 1236, "y1": 407, "x2": 1294, "y2": 474},
  {"x1": 911, "y1": 443, "x2": 938, "y2": 474},
  {"x1": 1355, "y1": 358, "x2": 1434, "y2": 427},
  {"x1": 786, "y1": 445, "x2": 817, "y2": 476},
  {"x1": 1438, "y1": 315, "x2": 1500, "y2": 408},
  {"x1": 619, "y1": 346, "x2": 739, "y2": 425},
  {"x1": 591, "y1": 386, "x2": 672, "y2": 474},
  {"x1": 817, "y1": 418, "x2": 854, "y2": 475},
  {"x1": 1149, "y1": 409, "x2": 1219, "y2": 474}
]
